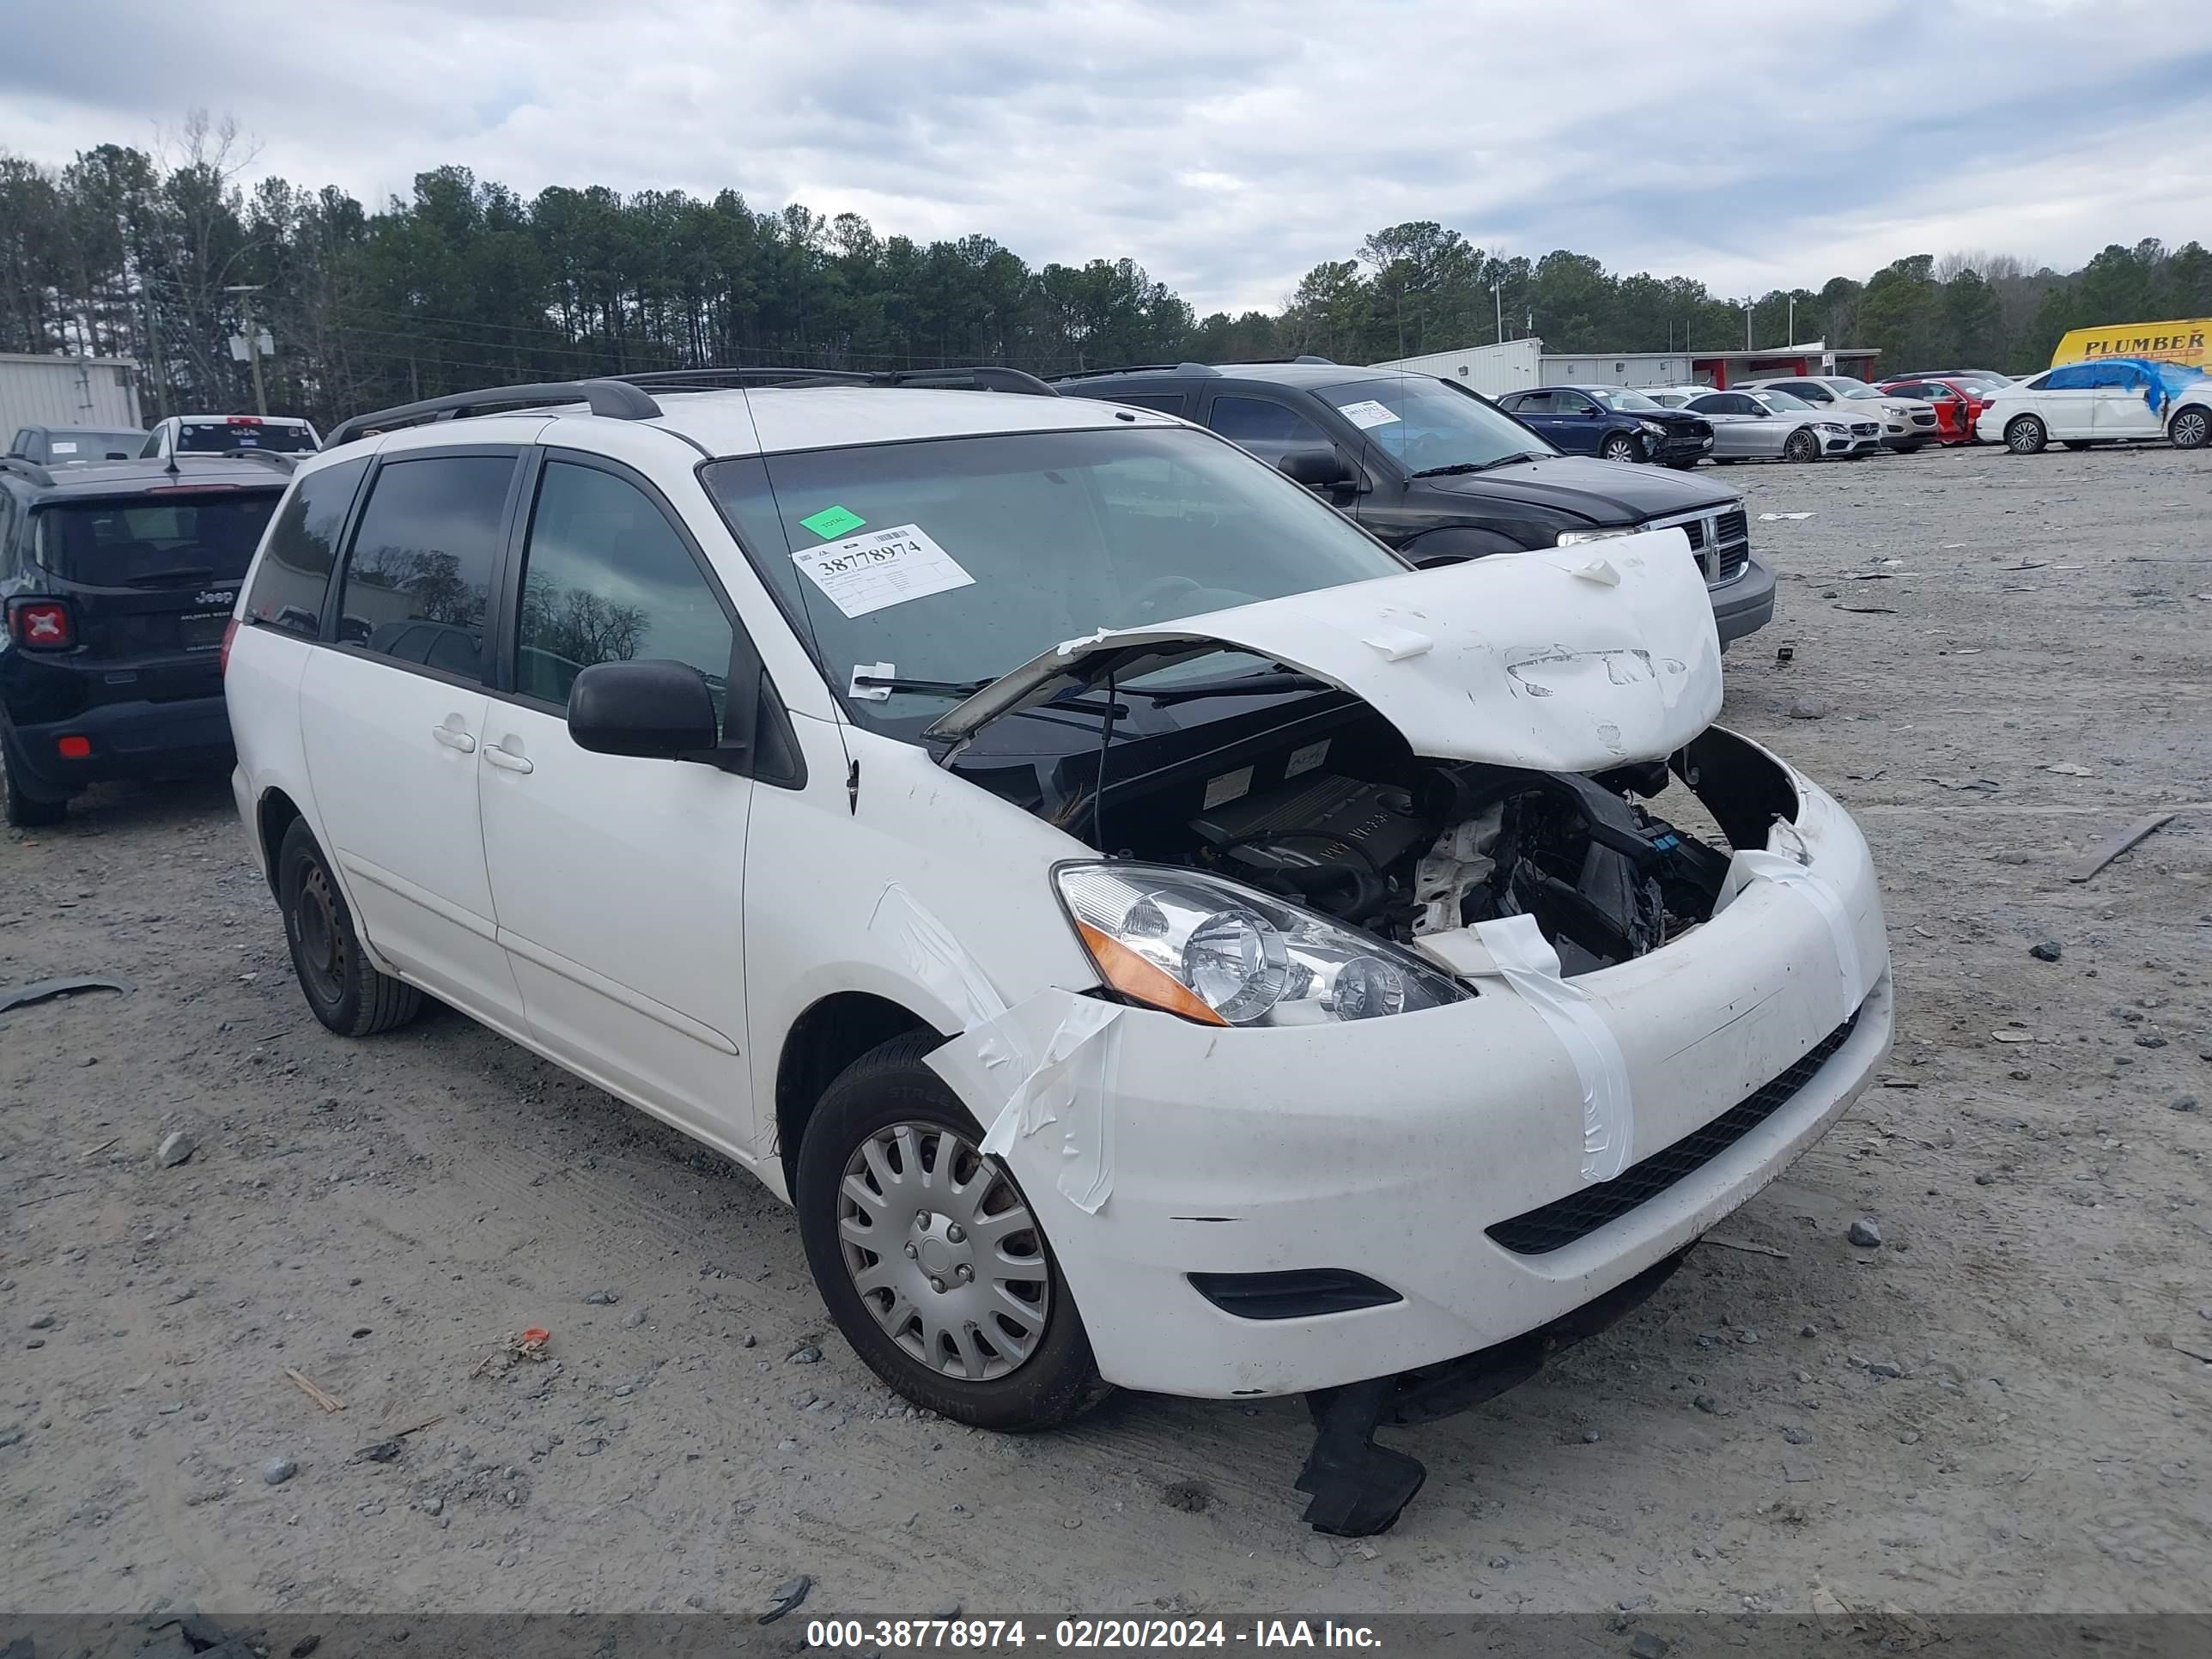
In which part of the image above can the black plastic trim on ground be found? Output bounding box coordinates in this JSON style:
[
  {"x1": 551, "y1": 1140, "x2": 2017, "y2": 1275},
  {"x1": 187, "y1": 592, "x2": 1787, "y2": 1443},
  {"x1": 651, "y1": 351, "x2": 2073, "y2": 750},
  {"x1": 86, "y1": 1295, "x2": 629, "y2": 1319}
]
[{"x1": 1485, "y1": 1007, "x2": 1863, "y2": 1256}]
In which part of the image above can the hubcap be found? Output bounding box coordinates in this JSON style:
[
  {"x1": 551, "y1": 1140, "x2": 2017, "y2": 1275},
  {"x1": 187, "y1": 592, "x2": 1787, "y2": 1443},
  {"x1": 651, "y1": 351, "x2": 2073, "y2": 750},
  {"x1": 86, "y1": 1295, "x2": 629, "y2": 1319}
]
[
  {"x1": 294, "y1": 863, "x2": 349, "y2": 1004},
  {"x1": 1603, "y1": 437, "x2": 1633, "y2": 460},
  {"x1": 836, "y1": 1121, "x2": 1050, "y2": 1382},
  {"x1": 2177, "y1": 410, "x2": 2207, "y2": 446},
  {"x1": 2010, "y1": 422, "x2": 2038, "y2": 452}
]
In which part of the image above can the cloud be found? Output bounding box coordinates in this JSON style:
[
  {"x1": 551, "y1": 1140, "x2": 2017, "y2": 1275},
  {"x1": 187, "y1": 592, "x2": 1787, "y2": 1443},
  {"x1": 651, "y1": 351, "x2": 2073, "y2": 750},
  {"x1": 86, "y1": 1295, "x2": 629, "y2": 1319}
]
[{"x1": 3, "y1": 0, "x2": 2208, "y2": 314}]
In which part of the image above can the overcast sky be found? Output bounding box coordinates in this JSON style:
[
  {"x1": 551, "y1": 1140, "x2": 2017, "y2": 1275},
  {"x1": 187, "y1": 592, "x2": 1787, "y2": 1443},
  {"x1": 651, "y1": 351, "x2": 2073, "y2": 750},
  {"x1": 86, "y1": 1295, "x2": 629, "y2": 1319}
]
[{"x1": 5, "y1": 0, "x2": 2210, "y2": 314}]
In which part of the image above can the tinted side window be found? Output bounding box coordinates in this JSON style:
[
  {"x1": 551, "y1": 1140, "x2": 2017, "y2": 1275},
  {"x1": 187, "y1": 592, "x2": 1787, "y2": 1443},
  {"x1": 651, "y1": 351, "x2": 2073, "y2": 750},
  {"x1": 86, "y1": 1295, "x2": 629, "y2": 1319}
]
[
  {"x1": 1103, "y1": 392, "x2": 1189, "y2": 416},
  {"x1": 245, "y1": 457, "x2": 369, "y2": 638},
  {"x1": 1206, "y1": 396, "x2": 1328, "y2": 447},
  {"x1": 335, "y1": 454, "x2": 514, "y2": 680},
  {"x1": 514, "y1": 461, "x2": 736, "y2": 727},
  {"x1": 0, "y1": 487, "x2": 17, "y2": 577}
]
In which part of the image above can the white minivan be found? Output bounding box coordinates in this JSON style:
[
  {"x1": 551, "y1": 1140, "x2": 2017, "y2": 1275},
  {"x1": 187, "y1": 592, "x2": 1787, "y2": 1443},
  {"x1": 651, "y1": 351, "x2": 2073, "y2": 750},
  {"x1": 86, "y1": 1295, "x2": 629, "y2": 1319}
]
[{"x1": 224, "y1": 368, "x2": 1892, "y2": 1535}]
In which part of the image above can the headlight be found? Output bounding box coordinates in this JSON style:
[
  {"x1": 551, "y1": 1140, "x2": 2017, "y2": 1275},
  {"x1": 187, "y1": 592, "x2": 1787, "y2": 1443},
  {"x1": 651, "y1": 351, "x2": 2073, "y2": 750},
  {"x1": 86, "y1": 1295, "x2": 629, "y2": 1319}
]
[
  {"x1": 1055, "y1": 863, "x2": 1471, "y2": 1027},
  {"x1": 1638, "y1": 420, "x2": 1666, "y2": 436},
  {"x1": 1816, "y1": 421, "x2": 1847, "y2": 434},
  {"x1": 1555, "y1": 526, "x2": 1635, "y2": 546}
]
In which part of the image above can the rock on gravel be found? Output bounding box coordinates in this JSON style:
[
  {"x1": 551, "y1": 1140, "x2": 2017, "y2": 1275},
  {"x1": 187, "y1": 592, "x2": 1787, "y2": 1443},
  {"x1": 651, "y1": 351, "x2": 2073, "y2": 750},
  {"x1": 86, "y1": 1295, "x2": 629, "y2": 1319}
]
[
  {"x1": 156, "y1": 1130, "x2": 198, "y2": 1168},
  {"x1": 1848, "y1": 1218, "x2": 1883, "y2": 1248},
  {"x1": 759, "y1": 1575, "x2": 811, "y2": 1624},
  {"x1": 260, "y1": 1456, "x2": 297, "y2": 1486},
  {"x1": 2030, "y1": 940, "x2": 2063, "y2": 962},
  {"x1": 787, "y1": 1344, "x2": 822, "y2": 1364},
  {"x1": 1630, "y1": 1634, "x2": 1670, "y2": 1659},
  {"x1": 1301, "y1": 1535, "x2": 1341, "y2": 1569}
]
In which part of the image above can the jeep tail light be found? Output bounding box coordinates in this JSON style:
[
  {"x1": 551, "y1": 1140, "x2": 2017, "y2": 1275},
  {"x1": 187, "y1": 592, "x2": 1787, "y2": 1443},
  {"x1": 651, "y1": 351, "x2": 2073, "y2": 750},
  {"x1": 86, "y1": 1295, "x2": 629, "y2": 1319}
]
[
  {"x1": 9, "y1": 599, "x2": 73, "y2": 649},
  {"x1": 57, "y1": 735, "x2": 91, "y2": 760},
  {"x1": 220, "y1": 617, "x2": 240, "y2": 676}
]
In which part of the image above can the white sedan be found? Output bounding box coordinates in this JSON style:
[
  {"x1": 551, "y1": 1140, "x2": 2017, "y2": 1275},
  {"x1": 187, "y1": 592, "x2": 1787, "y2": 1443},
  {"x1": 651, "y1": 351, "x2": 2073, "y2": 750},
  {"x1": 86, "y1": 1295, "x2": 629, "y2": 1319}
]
[{"x1": 1975, "y1": 359, "x2": 2212, "y2": 453}]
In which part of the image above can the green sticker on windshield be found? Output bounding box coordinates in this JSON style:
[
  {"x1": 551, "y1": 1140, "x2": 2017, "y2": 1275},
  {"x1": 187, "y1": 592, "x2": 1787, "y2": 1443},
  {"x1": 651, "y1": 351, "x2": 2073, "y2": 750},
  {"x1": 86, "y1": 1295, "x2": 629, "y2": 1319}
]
[{"x1": 799, "y1": 503, "x2": 866, "y2": 540}]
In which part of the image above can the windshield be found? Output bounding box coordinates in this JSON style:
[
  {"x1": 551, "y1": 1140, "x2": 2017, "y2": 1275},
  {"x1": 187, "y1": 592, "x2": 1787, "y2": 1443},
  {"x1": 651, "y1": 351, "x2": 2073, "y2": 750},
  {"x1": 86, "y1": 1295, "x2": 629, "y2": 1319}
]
[
  {"x1": 1316, "y1": 374, "x2": 1559, "y2": 472},
  {"x1": 1823, "y1": 378, "x2": 1875, "y2": 394},
  {"x1": 1754, "y1": 389, "x2": 1815, "y2": 411},
  {"x1": 173, "y1": 419, "x2": 319, "y2": 454},
  {"x1": 33, "y1": 490, "x2": 281, "y2": 585},
  {"x1": 702, "y1": 426, "x2": 1407, "y2": 733},
  {"x1": 1589, "y1": 387, "x2": 1664, "y2": 412},
  {"x1": 43, "y1": 429, "x2": 145, "y2": 463}
]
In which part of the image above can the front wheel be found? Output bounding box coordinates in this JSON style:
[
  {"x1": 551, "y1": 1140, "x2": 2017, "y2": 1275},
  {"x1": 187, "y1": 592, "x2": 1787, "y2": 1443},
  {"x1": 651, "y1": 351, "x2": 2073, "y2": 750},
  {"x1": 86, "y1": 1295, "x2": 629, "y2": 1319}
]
[
  {"x1": 797, "y1": 1033, "x2": 1102, "y2": 1432},
  {"x1": 2005, "y1": 415, "x2": 2048, "y2": 455},
  {"x1": 277, "y1": 817, "x2": 422, "y2": 1036},
  {"x1": 1783, "y1": 428, "x2": 1820, "y2": 464},
  {"x1": 1599, "y1": 433, "x2": 1641, "y2": 464},
  {"x1": 2170, "y1": 404, "x2": 2210, "y2": 449}
]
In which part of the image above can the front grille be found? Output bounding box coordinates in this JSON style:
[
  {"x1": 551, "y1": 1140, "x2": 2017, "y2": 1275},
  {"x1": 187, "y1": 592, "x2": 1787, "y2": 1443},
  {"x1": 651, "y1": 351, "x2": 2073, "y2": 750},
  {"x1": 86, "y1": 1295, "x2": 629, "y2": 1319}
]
[
  {"x1": 1485, "y1": 1009, "x2": 1862, "y2": 1256},
  {"x1": 1639, "y1": 505, "x2": 1750, "y2": 585},
  {"x1": 1911, "y1": 412, "x2": 1937, "y2": 427},
  {"x1": 1850, "y1": 422, "x2": 1880, "y2": 436},
  {"x1": 1713, "y1": 542, "x2": 1750, "y2": 580}
]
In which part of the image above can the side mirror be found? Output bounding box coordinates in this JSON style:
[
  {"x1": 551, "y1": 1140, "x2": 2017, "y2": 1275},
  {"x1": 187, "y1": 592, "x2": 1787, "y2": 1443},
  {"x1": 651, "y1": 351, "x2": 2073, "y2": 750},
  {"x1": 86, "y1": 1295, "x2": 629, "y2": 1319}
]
[
  {"x1": 1277, "y1": 448, "x2": 1355, "y2": 491},
  {"x1": 568, "y1": 659, "x2": 720, "y2": 760}
]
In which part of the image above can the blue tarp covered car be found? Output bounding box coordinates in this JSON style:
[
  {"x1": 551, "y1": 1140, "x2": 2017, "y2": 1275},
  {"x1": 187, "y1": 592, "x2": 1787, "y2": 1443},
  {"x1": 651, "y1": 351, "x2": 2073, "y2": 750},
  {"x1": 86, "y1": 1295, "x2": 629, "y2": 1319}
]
[{"x1": 2043, "y1": 356, "x2": 2208, "y2": 412}]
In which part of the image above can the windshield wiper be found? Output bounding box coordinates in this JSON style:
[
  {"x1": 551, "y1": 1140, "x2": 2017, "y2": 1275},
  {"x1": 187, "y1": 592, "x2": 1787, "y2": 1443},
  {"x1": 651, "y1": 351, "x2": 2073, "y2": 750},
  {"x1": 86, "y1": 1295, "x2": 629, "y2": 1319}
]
[
  {"x1": 1409, "y1": 452, "x2": 1545, "y2": 477},
  {"x1": 848, "y1": 673, "x2": 990, "y2": 698},
  {"x1": 1133, "y1": 669, "x2": 1330, "y2": 706}
]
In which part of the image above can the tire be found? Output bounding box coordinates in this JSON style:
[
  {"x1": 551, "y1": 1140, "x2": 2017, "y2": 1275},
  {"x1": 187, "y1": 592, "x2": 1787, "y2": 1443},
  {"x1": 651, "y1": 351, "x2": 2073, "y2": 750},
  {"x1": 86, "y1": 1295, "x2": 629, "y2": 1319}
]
[
  {"x1": 2062, "y1": 441, "x2": 2093, "y2": 451},
  {"x1": 1783, "y1": 428, "x2": 1820, "y2": 464},
  {"x1": 2170, "y1": 404, "x2": 2211, "y2": 450},
  {"x1": 0, "y1": 726, "x2": 67, "y2": 829},
  {"x1": 2005, "y1": 416, "x2": 2047, "y2": 455},
  {"x1": 1599, "y1": 433, "x2": 1641, "y2": 464},
  {"x1": 1665, "y1": 458, "x2": 1699, "y2": 470},
  {"x1": 796, "y1": 1032, "x2": 1102, "y2": 1432},
  {"x1": 276, "y1": 817, "x2": 422, "y2": 1036}
]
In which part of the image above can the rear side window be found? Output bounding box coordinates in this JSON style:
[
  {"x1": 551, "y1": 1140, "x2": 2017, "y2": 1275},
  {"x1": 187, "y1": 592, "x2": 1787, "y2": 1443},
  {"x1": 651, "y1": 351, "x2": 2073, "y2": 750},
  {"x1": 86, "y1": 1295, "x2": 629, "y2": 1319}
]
[
  {"x1": 335, "y1": 454, "x2": 515, "y2": 680},
  {"x1": 244, "y1": 457, "x2": 368, "y2": 639},
  {"x1": 173, "y1": 419, "x2": 319, "y2": 455},
  {"x1": 31, "y1": 492, "x2": 281, "y2": 585},
  {"x1": 513, "y1": 460, "x2": 735, "y2": 721}
]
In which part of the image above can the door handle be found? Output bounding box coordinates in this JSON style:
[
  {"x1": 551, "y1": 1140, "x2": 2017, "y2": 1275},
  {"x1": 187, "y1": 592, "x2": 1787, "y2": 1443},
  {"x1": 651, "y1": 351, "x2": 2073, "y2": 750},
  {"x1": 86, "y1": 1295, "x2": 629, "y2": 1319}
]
[
  {"x1": 484, "y1": 741, "x2": 533, "y2": 775},
  {"x1": 431, "y1": 725, "x2": 477, "y2": 753}
]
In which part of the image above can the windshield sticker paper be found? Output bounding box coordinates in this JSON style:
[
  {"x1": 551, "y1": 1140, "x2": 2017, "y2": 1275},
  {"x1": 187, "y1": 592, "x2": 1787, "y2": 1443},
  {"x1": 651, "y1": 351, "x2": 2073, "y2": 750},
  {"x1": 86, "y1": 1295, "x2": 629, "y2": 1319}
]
[
  {"x1": 50, "y1": 441, "x2": 78, "y2": 453},
  {"x1": 799, "y1": 503, "x2": 866, "y2": 540},
  {"x1": 1336, "y1": 398, "x2": 1401, "y2": 429},
  {"x1": 791, "y1": 523, "x2": 975, "y2": 619}
]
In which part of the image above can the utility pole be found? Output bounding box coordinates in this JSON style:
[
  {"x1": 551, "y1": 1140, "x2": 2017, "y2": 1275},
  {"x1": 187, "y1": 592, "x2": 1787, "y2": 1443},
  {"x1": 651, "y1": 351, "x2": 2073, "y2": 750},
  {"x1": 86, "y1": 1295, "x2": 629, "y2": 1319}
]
[
  {"x1": 225, "y1": 283, "x2": 268, "y2": 415},
  {"x1": 1786, "y1": 295, "x2": 1797, "y2": 347},
  {"x1": 1741, "y1": 300, "x2": 1753, "y2": 352},
  {"x1": 1491, "y1": 281, "x2": 1504, "y2": 344}
]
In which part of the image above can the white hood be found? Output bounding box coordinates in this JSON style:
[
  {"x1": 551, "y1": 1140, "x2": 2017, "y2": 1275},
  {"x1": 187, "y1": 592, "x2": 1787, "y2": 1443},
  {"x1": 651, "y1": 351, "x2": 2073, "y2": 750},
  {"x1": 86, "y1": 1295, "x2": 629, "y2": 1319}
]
[{"x1": 927, "y1": 527, "x2": 1724, "y2": 773}]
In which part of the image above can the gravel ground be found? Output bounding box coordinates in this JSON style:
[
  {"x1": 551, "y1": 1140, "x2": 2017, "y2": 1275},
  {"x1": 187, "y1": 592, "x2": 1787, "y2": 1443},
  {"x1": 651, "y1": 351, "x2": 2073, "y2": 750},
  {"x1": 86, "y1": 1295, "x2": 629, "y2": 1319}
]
[{"x1": 3, "y1": 442, "x2": 2209, "y2": 1621}]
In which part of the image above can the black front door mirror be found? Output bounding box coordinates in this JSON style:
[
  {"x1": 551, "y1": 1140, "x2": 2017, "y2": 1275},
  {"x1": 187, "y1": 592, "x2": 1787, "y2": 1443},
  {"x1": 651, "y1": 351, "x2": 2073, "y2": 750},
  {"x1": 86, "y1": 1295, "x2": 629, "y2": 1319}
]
[
  {"x1": 1277, "y1": 448, "x2": 1356, "y2": 492},
  {"x1": 567, "y1": 659, "x2": 720, "y2": 761}
]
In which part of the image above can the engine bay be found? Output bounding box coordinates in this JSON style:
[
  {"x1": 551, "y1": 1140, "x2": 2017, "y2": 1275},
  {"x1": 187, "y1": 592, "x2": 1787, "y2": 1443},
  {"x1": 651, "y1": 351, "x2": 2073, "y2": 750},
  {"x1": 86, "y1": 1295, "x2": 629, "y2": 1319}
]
[{"x1": 1031, "y1": 708, "x2": 1753, "y2": 977}]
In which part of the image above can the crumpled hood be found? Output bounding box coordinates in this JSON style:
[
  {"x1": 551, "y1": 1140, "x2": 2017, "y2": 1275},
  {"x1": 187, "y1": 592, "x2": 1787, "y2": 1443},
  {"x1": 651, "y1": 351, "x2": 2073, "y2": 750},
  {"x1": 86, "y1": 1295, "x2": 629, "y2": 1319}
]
[{"x1": 927, "y1": 527, "x2": 1723, "y2": 772}]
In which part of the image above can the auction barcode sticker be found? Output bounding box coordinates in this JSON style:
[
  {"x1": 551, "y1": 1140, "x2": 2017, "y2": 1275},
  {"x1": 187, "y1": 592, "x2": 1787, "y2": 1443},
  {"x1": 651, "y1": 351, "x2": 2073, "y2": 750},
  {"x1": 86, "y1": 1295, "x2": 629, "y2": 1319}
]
[
  {"x1": 792, "y1": 523, "x2": 975, "y2": 619},
  {"x1": 1335, "y1": 398, "x2": 1401, "y2": 429}
]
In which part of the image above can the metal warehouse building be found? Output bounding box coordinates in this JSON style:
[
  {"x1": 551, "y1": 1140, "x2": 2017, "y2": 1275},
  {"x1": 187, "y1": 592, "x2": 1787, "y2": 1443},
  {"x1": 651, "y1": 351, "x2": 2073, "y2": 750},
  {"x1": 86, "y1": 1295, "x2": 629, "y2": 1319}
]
[
  {"x1": 0, "y1": 352, "x2": 143, "y2": 436},
  {"x1": 1373, "y1": 338, "x2": 1881, "y2": 394}
]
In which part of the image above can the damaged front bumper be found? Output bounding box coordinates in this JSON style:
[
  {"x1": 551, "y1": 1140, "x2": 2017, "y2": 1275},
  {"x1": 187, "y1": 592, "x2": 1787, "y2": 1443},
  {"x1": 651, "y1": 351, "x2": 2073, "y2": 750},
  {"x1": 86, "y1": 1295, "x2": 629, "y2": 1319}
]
[{"x1": 933, "y1": 726, "x2": 1892, "y2": 1404}]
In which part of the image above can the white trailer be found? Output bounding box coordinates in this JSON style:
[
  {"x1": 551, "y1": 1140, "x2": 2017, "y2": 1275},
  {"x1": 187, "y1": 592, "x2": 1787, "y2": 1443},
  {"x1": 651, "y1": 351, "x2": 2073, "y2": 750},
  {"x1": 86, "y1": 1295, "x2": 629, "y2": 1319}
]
[
  {"x1": 0, "y1": 353, "x2": 143, "y2": 438},
  {"x1": 1369, "y1": 338, "x2": 1544, "y2": 397}
]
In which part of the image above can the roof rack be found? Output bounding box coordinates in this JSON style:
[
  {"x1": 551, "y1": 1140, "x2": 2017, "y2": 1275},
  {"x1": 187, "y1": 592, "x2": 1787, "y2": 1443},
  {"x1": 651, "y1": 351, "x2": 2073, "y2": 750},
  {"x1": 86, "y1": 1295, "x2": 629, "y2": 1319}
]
[
  {"x1": 325, "y1": 379, "x2": 663, "y2": 448},
  {"x1": 1046, "y1": 355, "x2": 1339, "y2": 384},
  {"x1": 617, "y1": 366, "x2": 1058, "y2": 398},
  {"x1": 0, "y1": 456, "x2": 56, "y2": 487}
]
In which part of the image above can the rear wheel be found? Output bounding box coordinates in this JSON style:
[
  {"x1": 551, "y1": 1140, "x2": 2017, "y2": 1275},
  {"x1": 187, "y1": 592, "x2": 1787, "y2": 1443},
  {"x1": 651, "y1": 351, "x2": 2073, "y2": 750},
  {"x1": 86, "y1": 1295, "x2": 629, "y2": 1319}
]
[
  {"x1": 0, "y1": 727, "x2": 67, "y2": 829},
  {"x1": 796, "y1": 1033, "x2": 1101, "y2": 1432},
  {"x1": 276, "y1": 817, "x2": 422, "y2": 1036},
  {"x1": 2170, "y1": 404, "x2": 2210, "y2": 449},
  {"x1": 2005, "y1": 415, "x2": 2047, "y2": 455},
  {"x1": 1783, "y1": 428, "x2": 1820, "y2": 464},
  {"x1": 1599, "y1": 432, "x2": 1641, "y2": 464}
]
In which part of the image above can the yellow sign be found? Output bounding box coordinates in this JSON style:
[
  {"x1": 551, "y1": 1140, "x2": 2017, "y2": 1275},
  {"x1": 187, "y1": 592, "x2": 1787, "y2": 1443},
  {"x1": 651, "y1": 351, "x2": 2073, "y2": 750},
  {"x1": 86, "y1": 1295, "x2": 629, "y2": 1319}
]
[{"x1": 2051, "y1": 319, "x2": 2209, "y2": 369}]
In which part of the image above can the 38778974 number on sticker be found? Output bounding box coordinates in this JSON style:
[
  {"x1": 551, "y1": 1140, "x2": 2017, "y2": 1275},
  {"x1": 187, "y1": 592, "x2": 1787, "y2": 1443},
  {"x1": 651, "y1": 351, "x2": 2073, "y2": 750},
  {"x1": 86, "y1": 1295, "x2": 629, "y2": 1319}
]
[{"x1": 790, "y1": 522, "x2": 975, "y2": 619}]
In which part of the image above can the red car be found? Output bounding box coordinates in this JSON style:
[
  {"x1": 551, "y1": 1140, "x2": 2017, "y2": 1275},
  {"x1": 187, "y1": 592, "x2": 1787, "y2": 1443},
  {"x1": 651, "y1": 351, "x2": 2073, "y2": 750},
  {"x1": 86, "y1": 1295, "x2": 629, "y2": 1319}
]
[{"x1": 1876, "y1": 376, "x2": 1990, "y2": 444}]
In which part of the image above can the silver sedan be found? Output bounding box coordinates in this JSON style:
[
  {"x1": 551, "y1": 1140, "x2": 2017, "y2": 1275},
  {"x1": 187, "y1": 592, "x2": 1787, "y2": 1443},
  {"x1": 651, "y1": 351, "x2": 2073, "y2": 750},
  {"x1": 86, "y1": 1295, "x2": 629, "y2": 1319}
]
[{"x1": 1680, "y1": 388, "x2": 1881, "y2": 462}]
